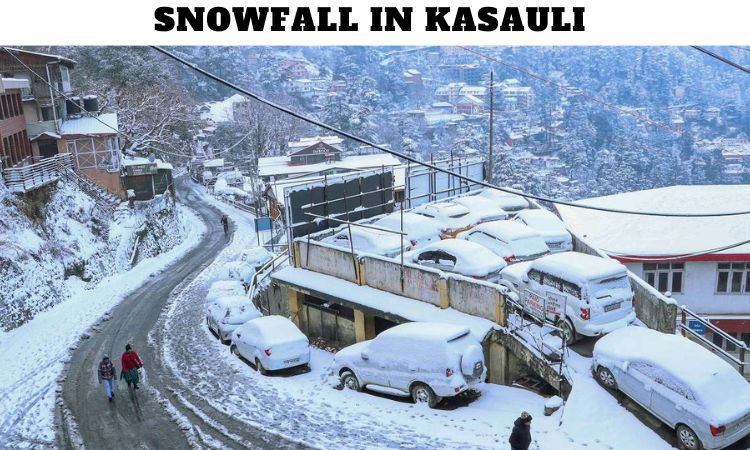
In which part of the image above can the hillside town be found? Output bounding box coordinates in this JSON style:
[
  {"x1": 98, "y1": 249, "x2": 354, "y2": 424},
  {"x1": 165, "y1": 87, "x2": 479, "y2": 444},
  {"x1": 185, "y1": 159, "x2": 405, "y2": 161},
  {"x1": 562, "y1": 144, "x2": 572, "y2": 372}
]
[{"x1": 2, "y1": 46, "x2": 750, "y2": 450}]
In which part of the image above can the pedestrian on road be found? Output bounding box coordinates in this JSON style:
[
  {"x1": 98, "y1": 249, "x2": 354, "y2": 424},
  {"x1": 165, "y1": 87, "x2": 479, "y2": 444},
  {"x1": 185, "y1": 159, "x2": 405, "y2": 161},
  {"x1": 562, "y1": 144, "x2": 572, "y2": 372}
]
[
  {"x1": 120, "y1": 343, "x2": 144, "y2": 390},
  {"x1": 97, "y1": 355, "x2": 117, "y2": 402},
  {"x1": 221, "y1": 214, "x2": 229, "y2": 236},
  {"x1": 509, "y1": 411, "x2": 533, "y2": 450}
]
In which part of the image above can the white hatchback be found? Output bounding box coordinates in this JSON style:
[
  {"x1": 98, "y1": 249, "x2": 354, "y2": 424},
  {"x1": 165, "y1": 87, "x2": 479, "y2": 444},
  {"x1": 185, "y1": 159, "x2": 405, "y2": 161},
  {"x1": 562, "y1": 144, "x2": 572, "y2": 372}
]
[
  {"x1": 333, "y1": 322, "x2": 485, "y2": 408},
  {"x1": 231, "y1": 316, "x2": 311, "y2": 374}
]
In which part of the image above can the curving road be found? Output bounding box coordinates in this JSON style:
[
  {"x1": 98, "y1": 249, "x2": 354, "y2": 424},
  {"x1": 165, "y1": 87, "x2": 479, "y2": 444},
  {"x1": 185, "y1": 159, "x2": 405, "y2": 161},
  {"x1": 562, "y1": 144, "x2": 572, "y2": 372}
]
[{"x1": 58, "y1": 177, "x2": 301, "y2": 449}]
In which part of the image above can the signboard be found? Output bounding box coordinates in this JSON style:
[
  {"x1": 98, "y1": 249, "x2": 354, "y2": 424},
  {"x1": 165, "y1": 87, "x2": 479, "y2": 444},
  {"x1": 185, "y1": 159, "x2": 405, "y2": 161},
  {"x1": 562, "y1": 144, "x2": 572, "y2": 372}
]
[
  {"x1": 688, "y1": 319, "x2": 708, "y2": 335},
  {"x1": 522, "y1": 289, "x2": 565, "y2": 323},
  {"x1": 125, "y1": 163, "x2": 158, "y2": 176},
  {"x1": 255, "y1": 217, "x2": 273, "y2": 232}
]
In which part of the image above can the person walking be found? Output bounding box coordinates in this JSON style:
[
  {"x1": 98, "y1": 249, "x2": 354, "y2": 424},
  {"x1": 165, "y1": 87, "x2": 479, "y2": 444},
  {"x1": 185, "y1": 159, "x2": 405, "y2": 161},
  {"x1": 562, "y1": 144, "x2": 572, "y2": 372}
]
[
  {"x1": 97, "y1": 355, "x2": 117, "y2": 402},
  {"x1": 221, "y1": 214, "x2": 229, "y2": 236},
  {"x1": 509, "y1": 411, "x2": 533, "y2": 450},
  {"x1": 120, "y1": 343, "x2": 144, "y2": 390}
]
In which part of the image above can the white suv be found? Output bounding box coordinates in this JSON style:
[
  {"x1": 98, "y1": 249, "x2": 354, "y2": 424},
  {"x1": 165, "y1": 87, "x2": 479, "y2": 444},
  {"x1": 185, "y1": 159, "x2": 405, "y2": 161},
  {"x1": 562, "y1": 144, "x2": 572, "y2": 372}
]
[{"x1": 333, "y1": 322, "x2": 485, "y2": 408}]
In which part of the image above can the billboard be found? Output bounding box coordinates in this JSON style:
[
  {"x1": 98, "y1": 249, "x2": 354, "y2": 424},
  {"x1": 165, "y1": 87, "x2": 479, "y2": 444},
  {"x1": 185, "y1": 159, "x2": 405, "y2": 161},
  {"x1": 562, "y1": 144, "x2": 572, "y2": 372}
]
[
  {"x1": 285, "y1": 169, "x2": 394, "y2": 238},
  {"x1": 405, "y1": 157, "x2": 485, "y2": 208}
]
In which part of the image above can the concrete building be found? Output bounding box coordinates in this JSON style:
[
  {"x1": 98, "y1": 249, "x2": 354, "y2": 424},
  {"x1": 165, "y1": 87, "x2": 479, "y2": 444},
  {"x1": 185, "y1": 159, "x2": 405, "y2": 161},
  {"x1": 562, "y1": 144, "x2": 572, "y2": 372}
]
[
  {"x1": 558, "y1": 185, "x2": 750, "y2": 346},
  {"x1": 0, "y1": 78, "x2": 32, "y2": 169}
]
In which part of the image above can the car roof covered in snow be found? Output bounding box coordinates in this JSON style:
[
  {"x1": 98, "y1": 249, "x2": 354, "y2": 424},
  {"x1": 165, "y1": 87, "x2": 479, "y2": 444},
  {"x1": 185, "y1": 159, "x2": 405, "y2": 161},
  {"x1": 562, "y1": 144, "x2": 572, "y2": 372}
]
[
  {"x1": 478, "y1": 188, "x2": 529, "y2": 209},
  {"x1": 247, "y1": 315, "x2": 305, "y2": 344},
  {"x1": 372, "y1": 212, "x2": 441, "y2": 239},
  {"x1": 212, "y1": 295, "x2": 249, "y2": 308},
  {"x1": 469, "y1": 221, "x2": 541, "y2": 241},
  {"x1": 594, "y1": 326, "x2": 750, "y2": 423},
  {"x1": 411, "y1": 239, "x2": 506, "y2": 276},
  {"x1": 515, "y1": 209, "x2": 568, "y2": 234},
  {"x1": 453, "y1": 195, "x2": 508, "y2": 217},
  {"x1": 530, "y1": 252, "x2": 627, "y2": 284},
  {"x1": 379, "y1": 322, "x2": 470, "y2": 342},
  {"x1": 414, "y1": 201, "x2": 469, "y2": 215}
]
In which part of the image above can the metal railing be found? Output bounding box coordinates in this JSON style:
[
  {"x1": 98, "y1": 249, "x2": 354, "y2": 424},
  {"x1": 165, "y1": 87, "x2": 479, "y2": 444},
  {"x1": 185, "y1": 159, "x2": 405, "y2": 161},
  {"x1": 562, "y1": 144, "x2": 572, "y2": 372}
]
[
  {"x1": 679, "y1": 306, "x2": 749, "y2": 375},
  {"x1": 248, "y1": 251, "x2": 289, "y2": 313},
  {"x1": 2, "y1": 153, "x2": 73, "y2": 193}
]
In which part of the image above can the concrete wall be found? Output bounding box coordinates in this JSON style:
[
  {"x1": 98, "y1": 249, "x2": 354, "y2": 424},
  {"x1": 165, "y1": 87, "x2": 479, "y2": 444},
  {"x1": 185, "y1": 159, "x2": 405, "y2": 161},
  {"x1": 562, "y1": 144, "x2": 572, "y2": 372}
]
[
  {"x1": 301, "y1": 304, "x2": 356, "y2": 348},
  {"x1": 448, "y1": 277, "x2": 500, "y2": 321},
  {"x1": 572, "y1": 232, "x2": 677, "y2": 334},
  {"x1": 81, "y1": 169, "x2": 124, "y2": 198},
  {"x1": 297, "y1": 240, "x2": 359, "y2": 283},
  {"x1": 361, "y1": 256, "x2": 442, "y2": 306}
]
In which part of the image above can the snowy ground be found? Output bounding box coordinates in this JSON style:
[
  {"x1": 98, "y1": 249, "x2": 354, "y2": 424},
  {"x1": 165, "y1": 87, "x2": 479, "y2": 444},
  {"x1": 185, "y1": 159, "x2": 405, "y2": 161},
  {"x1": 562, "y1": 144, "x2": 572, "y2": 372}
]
[
  {"x1": 0, "y1": 205, "x2": 205, "y2": 448},
  {"x1": 159, "y1": 191, "x2": 676, "y2": 450}
]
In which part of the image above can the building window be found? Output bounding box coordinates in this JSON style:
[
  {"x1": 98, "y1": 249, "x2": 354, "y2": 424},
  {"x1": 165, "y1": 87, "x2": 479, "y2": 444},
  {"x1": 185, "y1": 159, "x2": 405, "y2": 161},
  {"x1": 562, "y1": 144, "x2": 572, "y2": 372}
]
[
  {"x1": 60, "y1": 66, "x2": 72, "y2": 93},
  {"x1": 716, "y1": 263, "x2": 750, "y2": 294},
  {"x1": 643, "y1": 263, "x2": 684, "y2": 294}
]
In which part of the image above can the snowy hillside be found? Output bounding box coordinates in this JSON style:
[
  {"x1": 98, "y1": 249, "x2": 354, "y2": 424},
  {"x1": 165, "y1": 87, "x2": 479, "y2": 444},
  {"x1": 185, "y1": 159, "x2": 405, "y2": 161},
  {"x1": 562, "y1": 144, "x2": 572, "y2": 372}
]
[{"x1": 0, "y1": 181, "x2": 189, "y2": 331}]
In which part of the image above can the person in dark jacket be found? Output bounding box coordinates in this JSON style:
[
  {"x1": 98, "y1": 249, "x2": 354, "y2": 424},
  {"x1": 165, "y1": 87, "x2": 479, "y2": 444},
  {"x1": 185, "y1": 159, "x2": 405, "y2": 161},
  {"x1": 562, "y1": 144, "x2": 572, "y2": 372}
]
[
  {"x1": 509, "y1": 411, "x2": 532, "y2": 450},
  {"x1": 120, "y1": 343, "x2": 144, "y2": 390},
  {"x1": 97, "y1": 355, "x2": 117, "y2": 402}
]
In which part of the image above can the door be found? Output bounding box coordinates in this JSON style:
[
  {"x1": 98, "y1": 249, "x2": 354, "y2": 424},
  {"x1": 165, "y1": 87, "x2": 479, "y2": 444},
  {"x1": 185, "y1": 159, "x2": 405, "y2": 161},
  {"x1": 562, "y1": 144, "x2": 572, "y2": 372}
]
[
  {"x1": 617, "y1": 361, "x2": 655, "y2": 409},
  {"x1": 647, "y1": 367, "x2": 692, "y2": 427},
  {"x1": 38, "y1": 139, "x2": 59, "y2": 159}
]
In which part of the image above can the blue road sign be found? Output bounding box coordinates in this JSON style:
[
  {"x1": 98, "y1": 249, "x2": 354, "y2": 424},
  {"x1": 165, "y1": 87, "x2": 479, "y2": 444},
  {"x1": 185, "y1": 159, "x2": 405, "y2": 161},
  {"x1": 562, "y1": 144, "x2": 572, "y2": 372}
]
[
  {"x1": 255, "y1": 217, "x2": 273, "y2": 232},
  {"x1": 688, "y1": 319, "x2": 708, "y2": 335}
]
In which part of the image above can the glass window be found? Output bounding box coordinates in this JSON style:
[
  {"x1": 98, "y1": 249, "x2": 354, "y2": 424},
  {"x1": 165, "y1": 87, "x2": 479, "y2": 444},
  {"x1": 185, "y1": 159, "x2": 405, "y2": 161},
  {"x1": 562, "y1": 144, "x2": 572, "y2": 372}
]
[
  {"x1": 528, "y1": 269, "x2": 543, "y2": 283},
  {"x1": 644, "y1": 262, "x2": 684, "y2": 294},
  {"x1": 717, "y1": 271, "x2": 729, "y2": 292},
  {"x1": 717, "y1": 263, "x2": 750, "y2": 294},
  {"x1": 732, "y1": 271, "x2": 744, "y2": 293}
]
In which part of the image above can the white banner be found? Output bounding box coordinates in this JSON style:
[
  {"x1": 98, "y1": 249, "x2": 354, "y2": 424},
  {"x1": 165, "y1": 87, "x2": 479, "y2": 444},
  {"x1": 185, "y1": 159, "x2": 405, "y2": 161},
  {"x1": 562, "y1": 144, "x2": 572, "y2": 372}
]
[{"x1": 1, "y1": 1, "x2": 749, "y2": 45}]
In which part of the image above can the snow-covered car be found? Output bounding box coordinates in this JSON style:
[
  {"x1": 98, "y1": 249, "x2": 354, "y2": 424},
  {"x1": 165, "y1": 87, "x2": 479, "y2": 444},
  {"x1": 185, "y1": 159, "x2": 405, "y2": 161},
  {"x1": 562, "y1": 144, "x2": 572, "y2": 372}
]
[
  {"x1": 239, "y1": 246, "x2": 274, "y2": 270},
  {"x1": 513, "y1": 209, "x2": 573, "y2": 253},
  {"x1": 592, "y1": 326, "x2": 750, "y2": 450},
  {"x1": 452, "y1": 195, "x2": 509, "y2": 224},
  {"x1": 334, "y1": 322, "x2": 485, "y2": 408},
  {"x1": 371, "y1": 212, "x2": 442, "y2": 248},
  {"x1": 206, "y1": 296, "x2": 263, "y2": 344},
  {"x1": 459, "y1": 221, "x2": 550, "y2": 264},
  {"x1": 207, "y1": 279, "x2": 246, "y2": 302},
  {"x1": 325, "y1": 225, "x2": 410, "y2": 258},
  {"x1": 231, "y1": 316, "x2": 310, "y2": 374},
  {"x1": 499, "y1": 252, "x2": 635, "y2": 345},
  {"x1": 411, "y1": 201, "x2": 476, "y2": 239},
  {"x1": 406, "y1": 239, "x2": 506, "y2": 282},
  {"x1": 478, "y1": 188, "x2": 529, "y2": 211},
  {"x1": 216, "y1": 261, "x2": 255, "y2": 282}
]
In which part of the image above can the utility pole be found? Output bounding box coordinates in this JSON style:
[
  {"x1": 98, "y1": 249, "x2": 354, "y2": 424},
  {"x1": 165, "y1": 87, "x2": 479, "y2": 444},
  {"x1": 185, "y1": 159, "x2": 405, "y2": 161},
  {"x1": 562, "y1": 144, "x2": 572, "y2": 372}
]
[{"x1": 488, "y1": 71, "x2": 494, "y2": 184}]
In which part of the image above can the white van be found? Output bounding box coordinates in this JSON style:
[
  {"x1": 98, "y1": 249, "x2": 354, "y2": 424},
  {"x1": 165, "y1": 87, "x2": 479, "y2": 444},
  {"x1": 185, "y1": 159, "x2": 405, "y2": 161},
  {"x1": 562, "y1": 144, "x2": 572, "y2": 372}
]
[
  {"x1": 499, "y1": 252, "x2": 636, "y2": 345},
  {"x1": 333, "y1": 322, "x2": 485, "y2": 408}
]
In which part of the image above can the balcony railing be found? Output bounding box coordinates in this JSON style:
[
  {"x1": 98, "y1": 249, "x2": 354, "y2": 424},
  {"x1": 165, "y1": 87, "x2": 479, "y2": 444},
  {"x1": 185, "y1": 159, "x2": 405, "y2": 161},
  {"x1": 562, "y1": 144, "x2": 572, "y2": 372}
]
[{"x1": 2, "y1": 153, "x2": 73, "y2": 193}]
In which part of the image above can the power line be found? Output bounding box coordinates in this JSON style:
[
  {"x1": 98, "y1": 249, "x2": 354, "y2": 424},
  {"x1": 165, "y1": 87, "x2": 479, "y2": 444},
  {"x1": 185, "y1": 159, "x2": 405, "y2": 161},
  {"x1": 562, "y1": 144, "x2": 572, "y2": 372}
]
[
  {"x1": 691, "y1": 46, "x2": 750, "y2": 76},
  {"x1": 1, "y1": 47, "x2": 193, "y2": 160},
  {"x1": 603, "y1": 237, "x2": 750, "y2": 262},
  {"x1": 150, "y1": 45, "x2": 750, "y2": 218}
]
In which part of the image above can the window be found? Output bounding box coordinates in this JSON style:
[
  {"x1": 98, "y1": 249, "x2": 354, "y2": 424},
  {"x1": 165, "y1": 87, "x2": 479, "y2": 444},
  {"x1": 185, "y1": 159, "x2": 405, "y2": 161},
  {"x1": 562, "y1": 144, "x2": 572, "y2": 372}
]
[
  {"x1": 643, "y1": 262, "x2": 684, "y2": 294},
  {"x1": 562, "y1": 281, "x2": 582, "y2": 299},
  {"x1": 528, "y1": 269, "x2": 543, "y2": 284},
  {"x1": 60, "y1": 66, "x2": 72, "y2": 93},
  {"x1": 716, "y1": 263, "x2": 750, "y2": 294}
]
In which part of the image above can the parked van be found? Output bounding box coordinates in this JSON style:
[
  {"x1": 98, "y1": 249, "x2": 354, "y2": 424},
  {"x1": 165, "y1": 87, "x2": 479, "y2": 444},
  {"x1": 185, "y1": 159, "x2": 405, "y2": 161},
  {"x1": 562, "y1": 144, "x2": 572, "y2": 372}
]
[
  {"x1": 499, "y1": 252, "x2": 636, "y2": 344},
  {"x1": 334, "y1": 322, "x2": 485, "y2": 408}
]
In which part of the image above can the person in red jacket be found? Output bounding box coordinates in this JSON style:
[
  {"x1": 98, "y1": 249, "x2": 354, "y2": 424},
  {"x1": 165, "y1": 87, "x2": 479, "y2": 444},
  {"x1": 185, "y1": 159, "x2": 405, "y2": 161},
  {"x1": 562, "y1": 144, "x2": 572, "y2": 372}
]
[{"x1": 120, "y1": 343, "x2": 144, "y2": 390}]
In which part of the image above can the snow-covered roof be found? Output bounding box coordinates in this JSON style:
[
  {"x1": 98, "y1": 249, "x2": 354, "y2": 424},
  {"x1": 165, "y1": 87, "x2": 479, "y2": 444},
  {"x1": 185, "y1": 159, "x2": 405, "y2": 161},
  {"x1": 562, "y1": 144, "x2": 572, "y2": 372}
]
[
  {"x1": 200, "y1": 94, "x2": 247, "y2": 123},
  {"x1": 258, "y1": 153, "x2": 401, "y2": 178},
  {"x1": 203, "y1": 158, "x2": 225, "y2": 168},
  {"x1": 3, "y1": 47, "x2": 76, "y2": 66},
  {"x1": 272, "y1": 267, "x2": 497, "y2": 340},
  {"x1": 557, "y1": 185, "x2": 750, "y2": 257},
  {"x1": 0, "y1": 78, "x2": 30, "y2": 91},
  {"x1": 594, "y1": 326, "x2": 750, "y2": 424},
  {"x1": 60, "y1": 113, "x2": 118, "y2": 136},
  {"x1": 122, "y1": 156, "x2": 173, "y2": 170},
  {"x1": 531, "y1": 252, "x2": 627, "y2": 284},
  {"x1": 288, "y1": 135, "x2": 343, "y2": 149}
]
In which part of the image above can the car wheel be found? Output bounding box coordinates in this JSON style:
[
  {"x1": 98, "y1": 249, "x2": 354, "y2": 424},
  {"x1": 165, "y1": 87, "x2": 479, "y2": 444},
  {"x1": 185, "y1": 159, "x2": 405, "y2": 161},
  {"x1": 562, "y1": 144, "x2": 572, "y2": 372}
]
[
  {"x1": 410, "y1": 383, "x2": 440, "y2": 408},
  {"x1": 340, "y1": 370, "x2": 361, "y2": 391},
  {"x1": 676, "y1": 425, "x2": 703, "y2": 450},
  {"x1": 596, "y1": 366, "x2": 617, "y2": 390},
  {"x1": 560, "y1": 318, "x2": 578, "y2": 346},
  {"x1": 230, "y1": 344, "x2": 239, "y2": 357},
  {"x1": 255, "y1": 358, "x2": 268, "y2": 376},
  {"x1": 220, "y1": 334, "x2": 230, "y2": 345}
]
